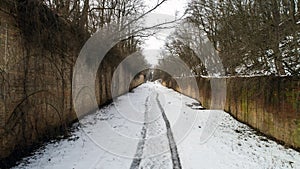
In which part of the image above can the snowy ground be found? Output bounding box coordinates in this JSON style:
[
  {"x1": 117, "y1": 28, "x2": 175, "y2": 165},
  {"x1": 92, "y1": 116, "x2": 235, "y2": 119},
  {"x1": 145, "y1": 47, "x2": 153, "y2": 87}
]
[{"x1": 13, "y1": 82, "x2": 300, "y2": 169}]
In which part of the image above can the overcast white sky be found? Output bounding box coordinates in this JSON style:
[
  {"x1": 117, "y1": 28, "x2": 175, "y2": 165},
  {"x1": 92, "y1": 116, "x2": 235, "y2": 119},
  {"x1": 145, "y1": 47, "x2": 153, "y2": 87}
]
[
  {"x1": 145, "y1": 0, "x2": 187, "y2": 16},
  {"x1": 142, "y1": 0, "x2": 188, "y2": 66}
]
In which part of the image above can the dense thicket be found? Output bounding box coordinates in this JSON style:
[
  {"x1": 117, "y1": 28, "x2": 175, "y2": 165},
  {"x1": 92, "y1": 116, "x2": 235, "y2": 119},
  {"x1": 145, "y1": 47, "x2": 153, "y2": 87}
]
[
  {"x1": 10, "y1": 0, "x2": 154, "y2": 84},
  {"x1": 16, "y1": 0, "x2": 149, "y2": 56},
  {"x1": 162, "y1": 0, "x2": 300, "y2": 76}
]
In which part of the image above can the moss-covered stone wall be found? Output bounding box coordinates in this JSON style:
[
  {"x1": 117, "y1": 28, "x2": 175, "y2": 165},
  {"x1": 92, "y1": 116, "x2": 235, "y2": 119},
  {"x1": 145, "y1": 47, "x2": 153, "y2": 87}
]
[
  {"x1": 163, "y1": 76, "x2": 300, "y2": 149},
  {"x1": 0, "y1": 2, "x2": 145, "y2": 165}
]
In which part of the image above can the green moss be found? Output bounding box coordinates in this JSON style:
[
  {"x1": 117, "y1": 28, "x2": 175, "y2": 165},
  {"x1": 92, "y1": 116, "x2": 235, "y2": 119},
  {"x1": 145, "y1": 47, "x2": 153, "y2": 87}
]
[
  {"x1": 286, "y1": 90, "x2": 300, "y2": 112},
  {"x1": 242, "y1": 100, "x2": 247, "y2": 110},
  {"x1": 267, "y1": 114, "x2": 275, "y2": 135},
  {"x1": 294, "y1": 120, "x2": 300, "y2": 147},
  {"x1": 241, "y1": 100, "x2": 247, "y2": 120}
]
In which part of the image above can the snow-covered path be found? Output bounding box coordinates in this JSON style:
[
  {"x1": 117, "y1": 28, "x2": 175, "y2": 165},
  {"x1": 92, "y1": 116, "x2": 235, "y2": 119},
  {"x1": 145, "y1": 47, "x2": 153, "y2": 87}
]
[{"x1": 14, "y1": 83, "x2": 300, "y2": 169}]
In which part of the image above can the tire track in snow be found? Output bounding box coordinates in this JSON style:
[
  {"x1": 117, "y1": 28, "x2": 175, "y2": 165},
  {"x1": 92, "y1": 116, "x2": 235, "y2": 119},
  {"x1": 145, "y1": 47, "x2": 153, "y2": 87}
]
[
  {"x1": 129, "y1": 96, "x2": 150, "y2": 169},
  {"x1": 156, "y1": 93, "x2": 182, "y2": 169}
]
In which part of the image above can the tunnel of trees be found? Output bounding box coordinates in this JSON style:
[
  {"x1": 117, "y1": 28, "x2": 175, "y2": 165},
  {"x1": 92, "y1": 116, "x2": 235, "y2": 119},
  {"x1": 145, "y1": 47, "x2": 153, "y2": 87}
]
[{"x1": 0, "y1": 0, "x2": 300, "y2": 168}]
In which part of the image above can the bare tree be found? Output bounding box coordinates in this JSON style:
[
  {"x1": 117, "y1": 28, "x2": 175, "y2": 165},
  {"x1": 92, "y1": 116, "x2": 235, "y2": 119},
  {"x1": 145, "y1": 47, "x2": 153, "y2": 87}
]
[{"x1": 186, "y1": 0, "x2": 300, "y2": 76}]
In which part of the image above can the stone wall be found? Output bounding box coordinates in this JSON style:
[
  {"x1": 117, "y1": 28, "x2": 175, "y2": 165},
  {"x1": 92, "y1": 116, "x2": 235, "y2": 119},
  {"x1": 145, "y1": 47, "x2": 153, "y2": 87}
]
[
  {"x1": 0, "y1": 2, "x2": 145, "y2": 165},
  {"x1": 162, "y1": 76, "x2": 300, "y2": 149}
]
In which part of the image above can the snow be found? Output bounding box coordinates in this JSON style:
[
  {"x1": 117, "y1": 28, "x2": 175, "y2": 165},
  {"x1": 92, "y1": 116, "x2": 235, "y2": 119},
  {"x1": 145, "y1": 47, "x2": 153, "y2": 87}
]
[{"x1": 13, "y1": 82, "x2": 300, "y2": 169}]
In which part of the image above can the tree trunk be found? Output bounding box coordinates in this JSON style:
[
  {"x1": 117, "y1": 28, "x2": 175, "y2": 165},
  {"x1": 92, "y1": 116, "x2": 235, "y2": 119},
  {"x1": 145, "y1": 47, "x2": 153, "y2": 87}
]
[{"x1": 272, "y1": 1, "x2": 286, "y2": 76}]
